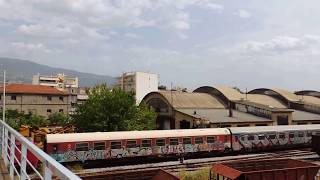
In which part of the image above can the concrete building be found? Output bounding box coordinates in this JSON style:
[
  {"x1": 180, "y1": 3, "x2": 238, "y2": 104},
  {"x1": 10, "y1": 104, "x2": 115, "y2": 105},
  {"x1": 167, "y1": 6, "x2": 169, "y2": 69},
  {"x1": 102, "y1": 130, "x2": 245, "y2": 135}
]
[
  {"x1": 0, "y1": 84, "x2": 70, "y2": 118},
  {"x1": 32, "y1": 73, "x2": 79, "y2": 94},
  {"x1": 116, "y1": 72, "x2": 158, "y2": 104}
]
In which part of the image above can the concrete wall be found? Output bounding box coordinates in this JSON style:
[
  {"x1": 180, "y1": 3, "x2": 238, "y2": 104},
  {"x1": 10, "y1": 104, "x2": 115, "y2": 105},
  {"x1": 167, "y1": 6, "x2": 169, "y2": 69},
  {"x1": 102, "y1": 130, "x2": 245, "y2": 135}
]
[
  {"x1": 135, "y1": 72, "x2": 158, "y2": 105},
  {"x1": 1, "y1": 94, "x2": 70, "y2": 118}
]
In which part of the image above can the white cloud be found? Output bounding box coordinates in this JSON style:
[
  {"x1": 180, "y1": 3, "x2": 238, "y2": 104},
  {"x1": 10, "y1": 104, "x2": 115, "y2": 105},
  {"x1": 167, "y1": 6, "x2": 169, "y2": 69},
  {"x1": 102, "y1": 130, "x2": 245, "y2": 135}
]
[
  {"x1": 11, "y1": 42, "x2": 52, "y2": 53},
  {"x1": 239, "y1": 35, "x2": 320, "y2": 55},
  {"x1": 124, "y1": 33, "x2": 141, "y2": 39},
  {"x1": 234, "y1": 9, "x2": 251, "y2": 18}
]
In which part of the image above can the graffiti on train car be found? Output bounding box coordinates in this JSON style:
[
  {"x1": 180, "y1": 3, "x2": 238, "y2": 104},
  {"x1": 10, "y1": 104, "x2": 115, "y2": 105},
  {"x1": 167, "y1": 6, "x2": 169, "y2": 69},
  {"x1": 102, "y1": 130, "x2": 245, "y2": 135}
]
[
  {"x1": 233, "y1": 132, "x2": 312, "y2": 151},
  {"x1": 50, "y1": 140, "x2": 230, "y2": 162}
]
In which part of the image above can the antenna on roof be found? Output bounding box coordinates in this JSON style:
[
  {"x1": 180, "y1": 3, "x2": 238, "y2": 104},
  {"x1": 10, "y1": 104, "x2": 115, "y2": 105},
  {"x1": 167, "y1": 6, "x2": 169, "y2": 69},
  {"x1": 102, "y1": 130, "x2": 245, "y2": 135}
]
[{"x1": 245, "y1": 88, "x2": 248, "y2": 101}]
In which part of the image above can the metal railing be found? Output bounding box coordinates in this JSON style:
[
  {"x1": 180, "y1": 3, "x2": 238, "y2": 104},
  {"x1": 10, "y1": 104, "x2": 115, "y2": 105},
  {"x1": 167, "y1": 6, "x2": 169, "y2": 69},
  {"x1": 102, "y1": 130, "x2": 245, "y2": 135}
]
[{"x1": 0, "y1": 120, "x2": 81, "y2": 180}]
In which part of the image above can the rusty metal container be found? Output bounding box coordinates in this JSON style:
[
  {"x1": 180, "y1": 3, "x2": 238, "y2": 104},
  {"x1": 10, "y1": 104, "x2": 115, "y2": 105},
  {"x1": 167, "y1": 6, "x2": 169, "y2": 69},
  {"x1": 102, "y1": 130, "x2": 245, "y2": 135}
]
[{"x1": 211, "y1": 158, "x2": 320, "y2": 180}]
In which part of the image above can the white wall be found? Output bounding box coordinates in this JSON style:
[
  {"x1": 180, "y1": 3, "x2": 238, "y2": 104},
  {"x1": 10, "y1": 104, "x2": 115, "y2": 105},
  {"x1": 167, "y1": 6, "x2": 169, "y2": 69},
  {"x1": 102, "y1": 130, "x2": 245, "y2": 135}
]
[{"x1": 135, "y1": 72, "x2": 158, "y2": 105}]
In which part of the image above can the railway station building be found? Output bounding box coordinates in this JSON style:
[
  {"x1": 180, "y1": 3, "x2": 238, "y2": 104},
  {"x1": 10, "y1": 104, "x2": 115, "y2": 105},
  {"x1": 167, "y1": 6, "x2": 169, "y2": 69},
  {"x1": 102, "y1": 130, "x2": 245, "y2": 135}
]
[{"x1": 142, "y1": 86, "x2": 320, "y2": 129}]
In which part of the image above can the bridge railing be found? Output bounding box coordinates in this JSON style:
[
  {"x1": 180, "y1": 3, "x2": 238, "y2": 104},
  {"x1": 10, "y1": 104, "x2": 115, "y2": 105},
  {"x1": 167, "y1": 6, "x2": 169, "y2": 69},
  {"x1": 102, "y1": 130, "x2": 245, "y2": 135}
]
[{"x1": 0, "y1": 120, "x2": 81, "y2": 180}]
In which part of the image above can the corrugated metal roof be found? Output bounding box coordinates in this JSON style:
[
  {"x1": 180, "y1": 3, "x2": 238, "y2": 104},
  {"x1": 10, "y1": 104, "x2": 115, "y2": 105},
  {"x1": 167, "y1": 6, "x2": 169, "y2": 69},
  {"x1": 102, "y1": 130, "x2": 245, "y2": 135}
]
[
  {"x1": 205, "y1": 86, "x2": 287, "y2": 108},
  {"x1": 0, "y1": 83, "x2": 66, "y2": 95},
  {"x1": 246, "y1": 94, "x2": 287, "y2": 108},
  {"x1": 271, "y1": 88, "x2": 300, "y2": 102},
  {"x1": 158, "y1": 91, "x2": 225, "y2": 109},
  {"x1": 300, "y1": 95, "x2": 320, "y2": 105},
  {"x1": 214, "y1": 86, "x2": 244, "y2": 101},
  {"x1": 177, "y1": 109, "x2": 273, "y2": 123},
  {"x1": 47, "y1": 128, "x2": 230, "y2": 143},
  {"x1": 292, "y1": 110, "x2": 320, "y2": 121},
  {"x1": 229, "y1": 124, "x2": 320, "y2": 134}
]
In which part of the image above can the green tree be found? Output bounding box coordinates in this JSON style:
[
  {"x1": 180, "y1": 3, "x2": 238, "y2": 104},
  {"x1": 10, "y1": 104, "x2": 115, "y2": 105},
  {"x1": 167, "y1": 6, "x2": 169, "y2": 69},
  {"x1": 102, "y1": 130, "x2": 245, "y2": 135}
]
[
  {"x1": 72, "y1": 84, "x2": 157, "y2": 132},
  {"x1": 3, "y1": 109, "x2": 48, "y2": 130},
  {"x1": 48, "y1": 112, "x2": 70, "y2": 126}
]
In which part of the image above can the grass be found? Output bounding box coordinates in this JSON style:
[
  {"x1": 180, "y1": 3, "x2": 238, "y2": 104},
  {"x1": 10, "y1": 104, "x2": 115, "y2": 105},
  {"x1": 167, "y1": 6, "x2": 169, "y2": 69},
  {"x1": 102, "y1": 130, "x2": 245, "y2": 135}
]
[{"x1": 178, "y1": 167, "x2": 212, "y2": 180}]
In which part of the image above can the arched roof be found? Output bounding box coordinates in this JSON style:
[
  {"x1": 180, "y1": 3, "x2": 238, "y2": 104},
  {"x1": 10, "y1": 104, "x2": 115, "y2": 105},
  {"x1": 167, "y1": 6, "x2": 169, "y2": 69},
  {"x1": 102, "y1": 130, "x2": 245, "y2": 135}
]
[
  {"x1": 295, "y1": 90, "x2": 320, "y2": 98},
  {"x1": 142, "y1": 91, "x2": 225, "y2": 109},
  {"x1": 248, "y1": 88, "x2": 300, "y2": 102},
  {"x1": 194, "y1": 86, "x2": 286, "y2": 108}
]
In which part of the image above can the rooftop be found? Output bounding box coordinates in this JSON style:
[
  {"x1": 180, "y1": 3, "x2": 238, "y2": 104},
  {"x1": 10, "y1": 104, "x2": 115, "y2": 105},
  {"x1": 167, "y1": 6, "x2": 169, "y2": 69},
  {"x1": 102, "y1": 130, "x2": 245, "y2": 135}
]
[
  {"x1": 0, "y1": 83, "x2": 67, "y2": 95},
  {"x1": 177, "y1": 108, "x2": 273, "y2": 123},
  {"x1": 157, "y1": 91, "x2": 225, "y2": 109}
]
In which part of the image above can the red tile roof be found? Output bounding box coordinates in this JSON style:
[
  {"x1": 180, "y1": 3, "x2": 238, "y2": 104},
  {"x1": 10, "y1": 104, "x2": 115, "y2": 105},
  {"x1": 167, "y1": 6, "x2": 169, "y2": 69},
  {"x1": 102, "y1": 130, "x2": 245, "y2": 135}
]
[{"x1": 0, "y1": 84, "x2": 67, "y2": 95}]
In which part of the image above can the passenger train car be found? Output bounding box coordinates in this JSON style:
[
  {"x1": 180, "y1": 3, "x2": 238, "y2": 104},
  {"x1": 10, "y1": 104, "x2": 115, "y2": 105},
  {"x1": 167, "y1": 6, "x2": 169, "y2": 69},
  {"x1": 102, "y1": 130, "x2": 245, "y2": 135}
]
[{"x1": 45, "y1": 125, "x2": 320, "y2": 163}]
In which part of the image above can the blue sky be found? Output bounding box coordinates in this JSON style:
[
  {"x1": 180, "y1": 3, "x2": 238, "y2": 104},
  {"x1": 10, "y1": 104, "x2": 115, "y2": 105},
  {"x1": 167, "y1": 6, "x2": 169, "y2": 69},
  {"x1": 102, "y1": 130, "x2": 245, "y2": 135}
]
[{"x1": 0, "y1": 0, "x2": 320, "y2": 91}]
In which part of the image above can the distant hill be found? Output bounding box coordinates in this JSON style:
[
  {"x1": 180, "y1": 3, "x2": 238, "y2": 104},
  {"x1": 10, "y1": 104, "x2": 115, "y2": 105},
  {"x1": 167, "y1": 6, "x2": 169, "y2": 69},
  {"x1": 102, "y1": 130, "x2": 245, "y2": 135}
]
[{"x1": 0, "y1": 57, "x2": 116, "y2": 87}]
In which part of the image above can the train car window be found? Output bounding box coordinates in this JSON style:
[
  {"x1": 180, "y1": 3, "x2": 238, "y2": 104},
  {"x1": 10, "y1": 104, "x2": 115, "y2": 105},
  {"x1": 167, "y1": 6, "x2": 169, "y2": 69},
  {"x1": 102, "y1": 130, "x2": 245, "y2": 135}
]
[
  {"x1": 141, "y1": 139, "x2": 151, "y2": 147},
  {"x1": 75, "y1": 143, "x2": 89, "y2": 151},
  {"x1": 258, "y1": 135, "x2": 265, "y2": 140},
  {"x1": 195, "y1": 137, "x2": 203, "y2": 144},
  {"x1": 156, "y1": 139, "x2": 165, "y2": 146},
  {"x1": 170, "y1": 138, "x2": 179, "y2": 145},
  {"x1": 111, "y1": 141, "x2": 122, "y2": 149},
  {"x1": 279, "y1": 133, "x2": 285, "y2": 139},
  {"x1": 240, "y1": 136, "x2": 245, "y2": 141},
  {"x1": 93, "y1": 142, "x2": 105, "y2": 150},
  {"x1": 289, "y1": 133, "x2": 295, "y2": 138},
  {"x1": 183, "y1": 138, "x2": 191, "y2": 144},
  {"x1": 268, "y1": 134, "x2": 276, "y2": 139},
  {"x1": 207, "y1": 137, "x2": 215, "y2": 143},
  {"x1": 298, "y1": 132, "x2": 304, "y2": 137},
  {"x1": 127, "y1": 140, "x2": 137, "y2": 148},
  {"x1": 248, "y1": 135, "x2": 254, "y2": 141},
  {"x1": 307, "y1": 132, "x2": 312, "y2": 137}
]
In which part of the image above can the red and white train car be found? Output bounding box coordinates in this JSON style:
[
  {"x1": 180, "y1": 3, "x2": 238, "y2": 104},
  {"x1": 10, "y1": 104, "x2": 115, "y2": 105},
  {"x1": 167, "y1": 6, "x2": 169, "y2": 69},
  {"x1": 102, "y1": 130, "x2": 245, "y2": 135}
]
[{"x1": 46, "y1": 128, "x2": 231, "y2": 163}]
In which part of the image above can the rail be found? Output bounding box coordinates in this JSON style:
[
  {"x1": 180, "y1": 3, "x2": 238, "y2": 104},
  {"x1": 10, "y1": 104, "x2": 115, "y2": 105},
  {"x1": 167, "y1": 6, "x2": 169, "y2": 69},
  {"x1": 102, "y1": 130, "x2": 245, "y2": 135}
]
[{"x1": 0, "y1": 120, "x2": 81, "y2": 180}]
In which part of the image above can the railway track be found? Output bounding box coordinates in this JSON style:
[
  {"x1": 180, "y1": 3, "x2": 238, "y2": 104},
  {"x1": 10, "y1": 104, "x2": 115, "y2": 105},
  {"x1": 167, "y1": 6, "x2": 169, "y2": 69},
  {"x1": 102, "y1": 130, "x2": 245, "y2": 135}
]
[{"x1": 75, "y1": 149, "x2": 319, "y2": 178}]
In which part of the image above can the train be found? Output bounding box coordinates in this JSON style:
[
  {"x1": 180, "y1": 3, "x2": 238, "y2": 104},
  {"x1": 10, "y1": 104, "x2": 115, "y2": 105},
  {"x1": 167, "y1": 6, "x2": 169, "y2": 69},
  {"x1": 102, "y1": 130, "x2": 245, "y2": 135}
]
[{"x1": 44, "y1": 125, "x2": 320, "y2": 163}]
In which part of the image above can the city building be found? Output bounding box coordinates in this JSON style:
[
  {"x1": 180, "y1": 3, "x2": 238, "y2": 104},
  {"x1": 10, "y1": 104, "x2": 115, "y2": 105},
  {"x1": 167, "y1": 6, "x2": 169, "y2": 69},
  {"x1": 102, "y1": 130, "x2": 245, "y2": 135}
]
[
  {"x1": 0, "y1": 84, "x2": 70, "y2": 118},
  {"x1": 116, "y1": 71, "x2": 158, "y2": 104},
  {"x1": 32, "y1": 73, "x2": 79, "y2": 94}
]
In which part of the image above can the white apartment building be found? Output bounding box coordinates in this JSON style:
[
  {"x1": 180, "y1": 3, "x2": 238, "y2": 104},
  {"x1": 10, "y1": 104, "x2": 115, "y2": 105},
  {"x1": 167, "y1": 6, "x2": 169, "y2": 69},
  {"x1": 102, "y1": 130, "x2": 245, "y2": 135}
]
[
  {"x1": 32, "y1": 73, "x2": 79, "y2": 94},
  {"x1": 117, "y1": 72, "x2": 158, "y2": 104}
]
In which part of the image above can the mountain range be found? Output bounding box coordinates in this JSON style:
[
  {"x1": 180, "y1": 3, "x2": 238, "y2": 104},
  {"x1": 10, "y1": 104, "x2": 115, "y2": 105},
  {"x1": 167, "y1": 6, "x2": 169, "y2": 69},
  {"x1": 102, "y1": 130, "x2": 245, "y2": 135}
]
[{"x1": 0, "y1": 57, "x2": 116, "y2": 87}]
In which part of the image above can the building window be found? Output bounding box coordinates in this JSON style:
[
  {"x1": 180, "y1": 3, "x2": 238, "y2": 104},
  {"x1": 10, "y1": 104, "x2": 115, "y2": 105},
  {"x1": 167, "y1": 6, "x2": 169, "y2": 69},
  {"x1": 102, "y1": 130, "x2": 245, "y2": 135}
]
[
  {"x1": 47, "y1": 109, "x2": 52, "y2": 113},
  {"x1": 11, "y1": 95, "x2": 16, "y2": 100},
  {"x1": 59, "y1": 109, "x2": 63, "y2": 113},
  {"x1": 47, "y1": 96, "x2": 52, "y2": 101},
  {"x1": 59, "y1": 96, "x2": 64, "y2": 101}
]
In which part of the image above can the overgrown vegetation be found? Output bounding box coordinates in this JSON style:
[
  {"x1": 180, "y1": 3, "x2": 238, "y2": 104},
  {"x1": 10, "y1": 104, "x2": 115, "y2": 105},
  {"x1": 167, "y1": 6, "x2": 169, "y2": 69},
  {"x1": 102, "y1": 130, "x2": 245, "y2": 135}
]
[
  {"x1": 178, "y1": 167, "x2": 211, "y2": 180},
  {"x1": 4, "y1": 109, "x2": 70, "y2": 130},
  {"x1": 72, "y1": 83, "x2": 157, "y2": 132}
]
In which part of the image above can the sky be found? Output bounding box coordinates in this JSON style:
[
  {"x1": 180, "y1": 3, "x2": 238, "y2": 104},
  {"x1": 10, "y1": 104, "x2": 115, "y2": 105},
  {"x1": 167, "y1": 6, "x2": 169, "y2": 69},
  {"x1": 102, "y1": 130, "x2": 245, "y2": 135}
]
[{"x1": 0, "y1": 0, "x2": 320, "y2": 91}]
